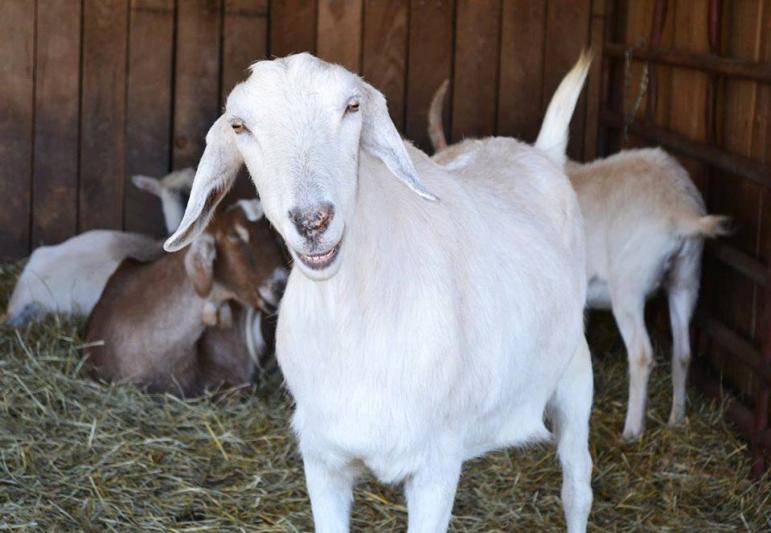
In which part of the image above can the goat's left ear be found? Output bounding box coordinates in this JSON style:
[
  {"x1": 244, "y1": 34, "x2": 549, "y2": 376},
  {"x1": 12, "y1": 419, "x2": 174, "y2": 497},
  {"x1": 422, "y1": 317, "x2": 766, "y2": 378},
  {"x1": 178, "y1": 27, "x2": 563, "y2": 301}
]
[
  {"x1": 164, "y1": 115, "x2": 243, "y2": 252},
  {"x1": 184, "y1": 233, "x2": 217, "y2": 297},
  {"x1": 360, "y1": 81, "x2": 438, "y2": 201}
]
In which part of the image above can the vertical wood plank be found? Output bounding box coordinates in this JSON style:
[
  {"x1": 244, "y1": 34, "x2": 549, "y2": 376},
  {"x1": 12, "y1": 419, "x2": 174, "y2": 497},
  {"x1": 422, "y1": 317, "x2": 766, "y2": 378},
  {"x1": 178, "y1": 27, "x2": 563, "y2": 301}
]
[
  {"x1": 717, "y1": 0, "x2": 764, "y2": 258},
  {"x1": 749, "y1": 0, "x2": 769, "y2": 277},
  {"x1": 80, "y1": 0, "x2": 128, "y2": 231},
  {"x1": 33, "y1": 0, "x2": 80, "y2": 246},
  {"x1": 0, "y1": 0, "x2": 34, "y2": 259},
  {"x1": 270, "y1": 0, "x2": 317, "y2": 56},
  {"x1": 222, "y1": 0, "x2": 268, "y2": 97},
  {"x1": 125, "y1": 0, "x2": 174, "y2": 237},
  {"x1": 452, "y1": 0, "x2": 502, "y2": 140},
  {"x1": 317, "y1": 0, "x2": 363, "y2": 72},
  {"x1": 497, "y1": 0, "x2": 546, "y2": 142},
  {"x1": 543, "y1": 0, "x2": 591, "y2": 161},
  {"x1": 362, "y1": 0, "x2": 408, "y2": 130},
  {"x1": 173, "y1": 0, "x2": 222, "y2": 169},
  {"x1": 223, "y1": 0, "x2": 269, "y2": 201},
  {"x1": 405, "y1": 0, "x2": 453, "y2": 151}
]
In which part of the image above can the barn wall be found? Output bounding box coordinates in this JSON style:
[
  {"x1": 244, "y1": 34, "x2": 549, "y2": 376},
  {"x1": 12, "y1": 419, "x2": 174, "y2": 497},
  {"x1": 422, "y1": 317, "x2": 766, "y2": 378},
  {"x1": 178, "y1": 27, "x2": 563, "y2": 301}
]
[
  {"x1": 0, "y1": 0, "x2": 602, "y2": 259},
  {"x1": 601, "y1": 0, "x2": 771, "y2": 469}
]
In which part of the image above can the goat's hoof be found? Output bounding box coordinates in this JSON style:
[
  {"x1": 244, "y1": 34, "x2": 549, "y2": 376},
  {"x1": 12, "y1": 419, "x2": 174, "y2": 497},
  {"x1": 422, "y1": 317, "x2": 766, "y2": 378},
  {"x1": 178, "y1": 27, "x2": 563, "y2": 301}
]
[
  {"x1": 667, "y1": 411, "x2": 685, "y2": 427},
  {"x1": 621, "y1": 427, "x2": 642, "y2": 442}
]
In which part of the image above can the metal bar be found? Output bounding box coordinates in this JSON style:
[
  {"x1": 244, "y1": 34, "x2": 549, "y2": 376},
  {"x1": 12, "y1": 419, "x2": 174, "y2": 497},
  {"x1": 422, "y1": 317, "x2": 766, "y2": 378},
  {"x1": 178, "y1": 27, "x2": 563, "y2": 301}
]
[
  {"x1": 644, "y1": 0, "x2": 668, "y2": 123},
  {"x1": 598, "y1": 0, "x2": 623, "y2": 157},
  {"x1": 604, "y1": 43, "x2": 771, "y2": 83},
  {"x1": 705, "y1": 241, "x2": 768, "y2": 287},
  {"x1": 694, "y1": 310, "x2": 771, "y2": 386},
  {"x1": 600, "y1": 109, "x2": 771, "y2": 188},
  {"x1": 753, "y1": 257, "x2": 771, "y2": 475},
  {"x1": 705, "y1": 0, "x2": 723, "y2": 144}
]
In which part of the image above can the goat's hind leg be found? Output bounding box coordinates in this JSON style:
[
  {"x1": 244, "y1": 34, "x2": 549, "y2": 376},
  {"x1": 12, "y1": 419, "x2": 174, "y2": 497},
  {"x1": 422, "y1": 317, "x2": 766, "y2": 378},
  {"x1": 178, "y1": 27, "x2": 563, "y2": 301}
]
[
  {"x1": 611, "y1": 288, "x2": 654, "y2": 440},
  {"x1": 666, "y1": 241, "x2": 701, "y2": 426},
  {"x1": 550, "y1": 336, "x2": 593, "y2": 533}
]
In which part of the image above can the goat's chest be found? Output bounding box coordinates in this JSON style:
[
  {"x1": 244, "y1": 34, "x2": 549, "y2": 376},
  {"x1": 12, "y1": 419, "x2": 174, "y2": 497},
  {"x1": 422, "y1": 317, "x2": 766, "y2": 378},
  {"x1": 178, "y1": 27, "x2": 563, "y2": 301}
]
[{"x1": 275, "y1": 275, "x2": 461, "y2": 475}]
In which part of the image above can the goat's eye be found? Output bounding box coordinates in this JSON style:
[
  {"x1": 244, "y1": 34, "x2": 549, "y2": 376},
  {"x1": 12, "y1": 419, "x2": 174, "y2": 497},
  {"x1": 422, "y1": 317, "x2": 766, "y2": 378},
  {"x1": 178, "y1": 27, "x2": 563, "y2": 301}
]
[
  {"x1": 345, "y1": 101, "x2": 360, "y2": 115},
  {"x1": 231, "y1": 121, "x2": 247, "y2": 134},
  {"x1": 227, "y1": 230, "x2": 241, "y2": 241}
]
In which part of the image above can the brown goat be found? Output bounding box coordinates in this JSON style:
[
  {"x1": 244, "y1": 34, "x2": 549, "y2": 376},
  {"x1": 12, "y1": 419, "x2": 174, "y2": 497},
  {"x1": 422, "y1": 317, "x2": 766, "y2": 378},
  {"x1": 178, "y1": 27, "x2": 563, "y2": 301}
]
[{"x1": 85, "y1": 200, "x2": 287, "y2": 396}]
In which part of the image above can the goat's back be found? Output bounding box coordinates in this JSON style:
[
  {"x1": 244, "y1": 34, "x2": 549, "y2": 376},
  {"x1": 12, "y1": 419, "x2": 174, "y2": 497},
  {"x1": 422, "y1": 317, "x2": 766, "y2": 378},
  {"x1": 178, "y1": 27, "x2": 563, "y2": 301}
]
[
  {"x1": 569, "y1": 148, "x2": 708, "y2": 292},
  {"x1": 85, "y1": 254, "x2": 205, "y2": 392},
  {"x1": 7, "y1": 231, "x2": 161, "y2": 323}
]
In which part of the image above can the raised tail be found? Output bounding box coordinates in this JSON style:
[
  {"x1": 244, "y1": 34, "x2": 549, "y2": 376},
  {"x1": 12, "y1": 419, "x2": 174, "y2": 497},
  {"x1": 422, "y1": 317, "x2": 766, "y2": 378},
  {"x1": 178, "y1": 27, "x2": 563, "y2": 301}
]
[
  {"x1": 534, "y1": 50, "x2": 592, "y2": 168},
  {"x1": 428, "y1": 79, "x2": 450, "y2": 152},
  {"x1": 679, "y1": 215, "x2": 733, "y2": 239}
]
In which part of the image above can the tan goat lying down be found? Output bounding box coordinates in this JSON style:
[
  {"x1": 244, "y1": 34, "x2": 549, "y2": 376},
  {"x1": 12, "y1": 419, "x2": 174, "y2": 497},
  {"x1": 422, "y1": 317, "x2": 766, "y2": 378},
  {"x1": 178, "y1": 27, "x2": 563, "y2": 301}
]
[
  {"x1": 85, "y1": 200, "x2": 287, "y2": 396},
  {"x1": 428, "y1": 83, "x2": 730, "y2": 439}
]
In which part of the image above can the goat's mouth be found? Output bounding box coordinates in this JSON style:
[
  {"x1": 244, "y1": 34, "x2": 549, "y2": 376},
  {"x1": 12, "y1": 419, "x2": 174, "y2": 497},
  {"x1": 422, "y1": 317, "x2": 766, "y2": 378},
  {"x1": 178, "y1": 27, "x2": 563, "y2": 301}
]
[{"x1": 296, "y1": 241, "x2": 341, "y2": 270}]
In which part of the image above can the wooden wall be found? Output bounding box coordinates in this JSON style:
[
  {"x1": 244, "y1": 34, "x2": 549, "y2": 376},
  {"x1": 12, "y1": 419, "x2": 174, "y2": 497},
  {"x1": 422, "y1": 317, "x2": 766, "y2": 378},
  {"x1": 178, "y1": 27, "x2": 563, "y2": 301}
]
[
  {"x1": 605, "y1": 0, "x2": 771, "y2": 408},
  {"x1": 0, "y1": 0, "x2": 603, "y2": 259}
]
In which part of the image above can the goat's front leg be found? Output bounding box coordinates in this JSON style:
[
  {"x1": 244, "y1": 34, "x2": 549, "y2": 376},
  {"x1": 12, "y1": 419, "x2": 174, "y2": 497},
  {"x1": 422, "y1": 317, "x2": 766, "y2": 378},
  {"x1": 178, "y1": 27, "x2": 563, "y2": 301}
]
[
  {"x1": 303, "y1": 454, "x2": 356, "y2": 533},
  {"x1": 404, "y1": 457, "x2": 462, "y2": 533}
]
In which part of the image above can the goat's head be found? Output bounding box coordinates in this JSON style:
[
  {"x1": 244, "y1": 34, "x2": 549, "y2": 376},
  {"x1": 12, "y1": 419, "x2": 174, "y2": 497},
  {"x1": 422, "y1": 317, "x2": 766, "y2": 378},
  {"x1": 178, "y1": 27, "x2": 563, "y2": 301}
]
[
  {"x1": 184, "y1": 199, "x2": 285, "y2": 309},
  {"x1": 164, "y1": 53, "x2": 436, "y2": 281}
]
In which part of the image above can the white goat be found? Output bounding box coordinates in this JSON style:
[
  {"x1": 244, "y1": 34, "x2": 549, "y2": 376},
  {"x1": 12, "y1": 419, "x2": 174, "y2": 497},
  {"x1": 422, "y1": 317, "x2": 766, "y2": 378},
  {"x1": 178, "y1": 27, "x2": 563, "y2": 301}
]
[
  {"x1": 5, "y1": 231, "x2": 161, "y2": 326},
  {"x1": 164, "y1": 52, "x2": 593, "y2": 532},
  {"x1": 429, "y1": 82, "x2": 730, "y2": 440},
  {"x1": 5, "y1": 169, "x2": 192, "y2": 327}
]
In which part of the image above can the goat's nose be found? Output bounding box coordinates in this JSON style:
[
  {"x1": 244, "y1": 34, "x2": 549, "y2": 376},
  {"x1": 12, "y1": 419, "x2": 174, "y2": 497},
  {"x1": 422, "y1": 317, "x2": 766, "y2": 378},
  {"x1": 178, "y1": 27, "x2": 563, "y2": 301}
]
[{"x1": 288, "y1": 203, "x2": 335, "y2": 240}]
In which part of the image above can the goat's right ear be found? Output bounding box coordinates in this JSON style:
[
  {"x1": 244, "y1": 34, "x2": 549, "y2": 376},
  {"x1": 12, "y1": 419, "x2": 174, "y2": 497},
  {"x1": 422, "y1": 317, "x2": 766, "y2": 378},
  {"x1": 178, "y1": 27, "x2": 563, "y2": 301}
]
[
  {"x1": 184, "y1": 233, "x2": 217, "y2": 297},
  {"x1": 164, "y1": 115, "x2": 242, "y2": 252}
]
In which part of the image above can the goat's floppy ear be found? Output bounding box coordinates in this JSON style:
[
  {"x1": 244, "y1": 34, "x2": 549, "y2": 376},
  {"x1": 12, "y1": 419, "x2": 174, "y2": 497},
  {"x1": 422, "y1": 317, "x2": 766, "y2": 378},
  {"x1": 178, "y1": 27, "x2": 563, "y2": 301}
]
[
  {"x1": 360, "y1": 81, "x2": 438, "y2": 201},
  {"x1": 184, "y1": 233, "x2": 217, "y2": 297},
  {"x1": 132, "y1": 175, "x2": 163, "y2": 197},
  {"x1": 164, "y1": 115, "x2": 242, "y2": 252},
  {"x1": 235, "y1": 198, "x2": 264, "y2": 221}
]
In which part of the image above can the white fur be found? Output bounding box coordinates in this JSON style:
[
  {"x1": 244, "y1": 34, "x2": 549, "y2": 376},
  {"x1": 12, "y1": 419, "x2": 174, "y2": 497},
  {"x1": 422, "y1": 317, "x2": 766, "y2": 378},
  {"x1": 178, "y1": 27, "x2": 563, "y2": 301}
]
[
  {"x1": 568, "y1": 150, "x2": 728, "y2": 438},
  {"x1": 428, "y1": 65, "x2": 729, "y2": 440},
  {"x1": 5, "y1": 231, "x2": 160, "y2": 326},
  {"x1": 165, "y1": 53, "x2": 593, "y2": 532},
  {"x1": 132, "y1": 167, "x2": 195, "y2": 234}
]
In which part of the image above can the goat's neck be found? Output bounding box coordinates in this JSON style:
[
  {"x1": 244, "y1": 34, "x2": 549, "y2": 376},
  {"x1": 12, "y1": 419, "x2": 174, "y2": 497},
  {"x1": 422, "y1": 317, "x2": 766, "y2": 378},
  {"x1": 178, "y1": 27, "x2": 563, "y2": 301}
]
[
  {"x1": 307, "y1": 152, "x2": 427, "y2": 311},
  {"x1": 150, "y1": 252, "x2": 211, "y2": 343}
]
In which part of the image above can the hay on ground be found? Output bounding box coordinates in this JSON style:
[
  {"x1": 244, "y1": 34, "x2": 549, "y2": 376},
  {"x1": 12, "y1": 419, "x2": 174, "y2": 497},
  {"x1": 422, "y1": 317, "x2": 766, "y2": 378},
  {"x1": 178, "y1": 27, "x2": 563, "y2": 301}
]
[{"x1": 0, "y1": 263, "x2": 769, "y2": 531}]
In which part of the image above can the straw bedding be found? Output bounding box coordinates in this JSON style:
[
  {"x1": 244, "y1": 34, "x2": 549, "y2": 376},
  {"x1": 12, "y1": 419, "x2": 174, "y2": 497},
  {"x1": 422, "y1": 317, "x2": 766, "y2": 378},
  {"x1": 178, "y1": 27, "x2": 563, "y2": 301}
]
[{"x1": 1, "y1": 263, "x2": 769, "y2": 532}]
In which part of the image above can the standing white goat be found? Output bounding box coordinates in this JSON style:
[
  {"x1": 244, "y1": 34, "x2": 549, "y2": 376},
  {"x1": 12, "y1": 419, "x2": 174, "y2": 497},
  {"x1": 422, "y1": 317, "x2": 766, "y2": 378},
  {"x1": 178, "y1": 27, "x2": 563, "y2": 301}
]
[
  {"x1": 164, "y1": 52, "x2": 593, "y2": 532},
  {"x1": 429, "y1": 82, "x2": 730, "y2": 440}
]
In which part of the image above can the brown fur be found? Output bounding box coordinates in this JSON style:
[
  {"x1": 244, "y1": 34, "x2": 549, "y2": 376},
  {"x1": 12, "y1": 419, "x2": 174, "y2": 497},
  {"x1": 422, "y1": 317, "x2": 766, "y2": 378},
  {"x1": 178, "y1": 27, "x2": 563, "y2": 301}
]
[{"x1": 85, "y1": 204, "x2": 286, "y2": 397}]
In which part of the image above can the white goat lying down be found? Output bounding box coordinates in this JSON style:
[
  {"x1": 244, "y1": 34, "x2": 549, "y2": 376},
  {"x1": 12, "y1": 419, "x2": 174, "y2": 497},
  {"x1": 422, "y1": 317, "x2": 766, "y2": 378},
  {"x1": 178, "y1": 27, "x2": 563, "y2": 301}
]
[
  {"x1": 5, "y1": 231, "x2": 162, "y2": 326},
  {"x1": 5, "y1": 169, "x2": 194, "y2": 327},
  {"x1": 429, "y1": 84, "x2": 730, "y2": 440},
  {"x1": 164, "y1": 52, "x2": 593, "y2": 532}
]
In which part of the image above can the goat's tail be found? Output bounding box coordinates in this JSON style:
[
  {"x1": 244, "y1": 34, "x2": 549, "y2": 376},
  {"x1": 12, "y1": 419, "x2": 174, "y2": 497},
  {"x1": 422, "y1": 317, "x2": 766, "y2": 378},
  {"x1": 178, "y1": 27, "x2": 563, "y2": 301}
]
[
  {"x1": 428, "y1": 79, "x2": 450, "y2": 152},
  {"x1": 679, "y1": 215, "x2": 733, "y2": 239},
  {"x1": 534, "y1": 49, "x2": 592, "y2": 168}
]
